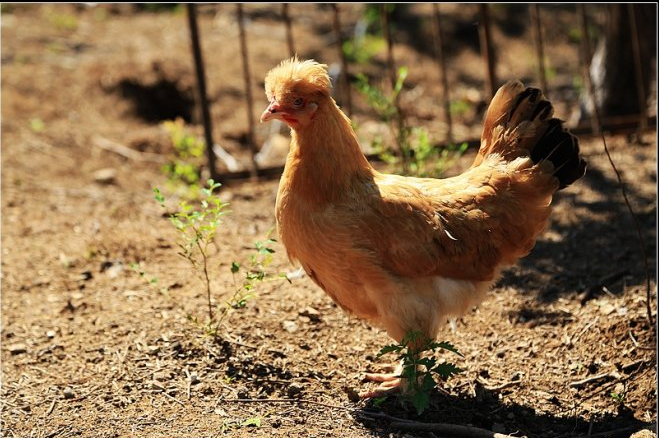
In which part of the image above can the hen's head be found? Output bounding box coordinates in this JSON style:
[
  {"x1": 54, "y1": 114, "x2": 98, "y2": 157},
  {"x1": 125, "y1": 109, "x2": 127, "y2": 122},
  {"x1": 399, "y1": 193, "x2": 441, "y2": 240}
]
[{"x1": 260, "y1": 57, "x2": 331, "y2": 129}]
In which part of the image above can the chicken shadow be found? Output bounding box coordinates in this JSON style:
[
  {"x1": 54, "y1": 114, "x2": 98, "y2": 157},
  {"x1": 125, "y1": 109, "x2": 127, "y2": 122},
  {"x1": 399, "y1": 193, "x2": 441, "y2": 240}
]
[
  {"x1": 352, "y1": 385, "x2": 651, "y2": 437},
  {"x1": 495, "y1": 142, "x2": 656, "y2": 322}
]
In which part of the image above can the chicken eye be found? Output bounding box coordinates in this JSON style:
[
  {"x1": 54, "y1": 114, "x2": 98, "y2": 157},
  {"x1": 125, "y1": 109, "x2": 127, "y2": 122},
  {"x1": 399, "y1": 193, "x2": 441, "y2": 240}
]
[{"x1": 292, "y1": 98, "x2": 304, "y2": 108}]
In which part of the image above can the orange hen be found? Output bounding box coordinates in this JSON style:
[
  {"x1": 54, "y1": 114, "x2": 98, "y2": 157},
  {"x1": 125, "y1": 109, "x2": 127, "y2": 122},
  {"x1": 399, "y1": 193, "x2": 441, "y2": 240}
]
[{"x1": 260, "y1": 58, "x2": 586, "y2": 396}]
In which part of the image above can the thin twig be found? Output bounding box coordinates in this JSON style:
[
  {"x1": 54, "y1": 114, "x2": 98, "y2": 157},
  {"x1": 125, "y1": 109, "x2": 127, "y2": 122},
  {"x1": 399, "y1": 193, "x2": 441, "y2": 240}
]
[
  {"x1": 92, "y1": 136, "x2": 166, "y2": 163},
  {"x1": 476, "y1": 377, "x2": 522, "y2": 392},
  {"x1": 358, "y1": 410, "x2": 414, "y2": 423},
  {"x1": 71, "y1": 385, "x2": 100, "y2": 402},
  {"x1": 45, "y1": 398, "x2": 57, "y2": 417},
  {"x1": 359, "y1": 410, "x2": 520, "y2": 438},
  {"x1": 569, "y1": 372, "x2": 618, "y2": 388},
  {"x1": 222, "y1": 334, "x2": 257, "y2": 349},
  {"x1": 628, "y1": 330, "x2": 655, "y2": 350},
  {"x1": 44, "y1": 426, "x2": 73, "y2": 438},
  {"x1": 597, "y1": 139, "x2": 655, "y2": 329},
  {"x1": 580, "y1": 269, "x2": 629, "y2": 304},
  {"x1": 161, "y1": 391, "x2": 186, "y2": 407},
  {"x1": 31, "y1": 366, "x2": 65, "y2": 382},
  {"x1": 359, "y1": 410, "x2": 516, "y2": 438},
  {"x1": 621, "y1": 358, "x2": 651, "y2": 373},
  {"x1": 184, "y1": 367, "x2": 192, "y2": 400},
  {"x1": 151, "y1": 383, "x2": 185, "y2": 406}
]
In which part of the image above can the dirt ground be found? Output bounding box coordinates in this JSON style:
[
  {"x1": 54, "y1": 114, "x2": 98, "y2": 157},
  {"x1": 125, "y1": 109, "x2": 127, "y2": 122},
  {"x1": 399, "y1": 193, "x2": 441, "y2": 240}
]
[{"x1": 1, "y1": 4, "x2": 657, "y2": 438}]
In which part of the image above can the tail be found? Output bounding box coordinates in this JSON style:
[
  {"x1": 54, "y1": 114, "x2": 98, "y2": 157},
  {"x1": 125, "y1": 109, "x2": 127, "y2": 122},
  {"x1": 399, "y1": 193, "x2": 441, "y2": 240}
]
[{"x1": 473, "y1": 80, "x2": 587, "y2": 189}]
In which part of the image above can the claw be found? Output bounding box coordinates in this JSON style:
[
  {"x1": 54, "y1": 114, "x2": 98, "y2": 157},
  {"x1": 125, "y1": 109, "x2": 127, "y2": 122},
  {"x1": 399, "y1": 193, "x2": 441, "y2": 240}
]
[{"x1": 363, "y1": 372, "x2": 400, "y2": 383}]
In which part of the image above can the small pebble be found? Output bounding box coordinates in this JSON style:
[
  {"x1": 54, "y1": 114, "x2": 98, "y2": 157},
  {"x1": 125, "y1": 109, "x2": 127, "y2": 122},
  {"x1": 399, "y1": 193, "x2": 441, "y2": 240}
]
[
  {"x1": 282, "y1": 320, "x2": 298, "y2": 333},
  {"x1": 93, "y1": 168, "x2": 117, "y2": 185},
  {"x1": 8, "y1": 343, "x2": 27, "y2": 355}
]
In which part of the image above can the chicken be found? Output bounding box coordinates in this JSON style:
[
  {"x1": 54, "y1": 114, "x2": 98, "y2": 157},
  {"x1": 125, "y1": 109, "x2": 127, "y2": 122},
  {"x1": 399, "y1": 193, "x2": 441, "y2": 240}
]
[{"x1": 260, "y1": 57, "x2": 586, "y2": 396}]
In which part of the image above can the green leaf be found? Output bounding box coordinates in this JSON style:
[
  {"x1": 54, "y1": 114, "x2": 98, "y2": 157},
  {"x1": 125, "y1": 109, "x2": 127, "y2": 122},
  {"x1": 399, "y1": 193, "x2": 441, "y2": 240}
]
[
  {"x1": 400, "y1": 330, "x2": 424, "y2": 346},
  {"x1": 370, "y1": 396, "x2": 387, "y2": 409},
  {"x1": 153, "y1": 188, "x2": 165, "y2": 206},
  {"x1": 432, "y1": 362, "x2": 463, "y2": 379},
  {"x1": 429, "y1": 341, "x2": 463, "y2": 357},
  {"x1": 412, "y1": 390, "x2": 430, "y2": 415},
  {"x1": 417, "y1": 357, "x2": 437, "y2": 369},
  {"x1": 241, "y1": 416, "x2": 261, "y2": 427},
  {"x1": 377, "y1": 343, "x2": 403, "y2": 357},
  {"x1": 394, "y1": 66, "x2": 408, "y2": 95},
  {"x1": 420, "y1": 373, "x2": 436, "y2": 392},
  {"x1": 400, "y1": 366, "x2": 417, "y2": 380}
]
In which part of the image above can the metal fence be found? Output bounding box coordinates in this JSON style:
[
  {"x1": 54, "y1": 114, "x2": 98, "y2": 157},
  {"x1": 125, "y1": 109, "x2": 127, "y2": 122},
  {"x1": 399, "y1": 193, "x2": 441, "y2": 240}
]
[{"x1": 185, "y1": 4, "x2": 655, "y2": 182}]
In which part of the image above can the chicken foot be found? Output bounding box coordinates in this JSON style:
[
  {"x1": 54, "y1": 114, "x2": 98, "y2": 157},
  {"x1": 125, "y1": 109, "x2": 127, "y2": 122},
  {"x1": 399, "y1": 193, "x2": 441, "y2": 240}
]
[{"x1": 360, "y1": 372, "x2": 404, "y2": 398}]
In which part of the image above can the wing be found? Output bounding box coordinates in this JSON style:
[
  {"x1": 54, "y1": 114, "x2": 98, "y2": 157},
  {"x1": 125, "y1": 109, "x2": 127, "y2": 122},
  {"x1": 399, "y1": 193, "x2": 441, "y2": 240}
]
[{"x1": 359, "y1": 155, "x2": 558, "y2": 282}]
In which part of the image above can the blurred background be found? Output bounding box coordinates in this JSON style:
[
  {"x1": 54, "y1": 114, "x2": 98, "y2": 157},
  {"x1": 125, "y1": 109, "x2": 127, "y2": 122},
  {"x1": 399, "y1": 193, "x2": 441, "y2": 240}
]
[{"x1": 2, "y1": 3, "x2": 656, "y2": 181}]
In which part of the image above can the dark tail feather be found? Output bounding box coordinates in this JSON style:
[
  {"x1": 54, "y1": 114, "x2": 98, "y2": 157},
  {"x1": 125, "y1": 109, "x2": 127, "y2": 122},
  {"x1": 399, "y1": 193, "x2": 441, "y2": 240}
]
[
  {"x1": 531, "y1": 118, "x2": 587, "y2": 189},
  {"x1": 477, "y1": 80, "x2": 587, "y2": 190}
]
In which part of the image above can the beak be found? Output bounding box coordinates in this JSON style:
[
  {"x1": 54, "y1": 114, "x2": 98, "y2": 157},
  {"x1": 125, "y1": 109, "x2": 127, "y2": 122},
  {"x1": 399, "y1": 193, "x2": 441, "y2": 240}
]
[{"x1": 260, "y1": 101, "x2": 285, "y2": 123}]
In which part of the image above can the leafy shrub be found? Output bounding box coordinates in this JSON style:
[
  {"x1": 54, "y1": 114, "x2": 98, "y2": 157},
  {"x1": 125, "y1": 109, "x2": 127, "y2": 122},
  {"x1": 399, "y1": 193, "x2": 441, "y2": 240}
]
[{"x1": 378, "y1": 330, "x2": 463, "y2": 414}]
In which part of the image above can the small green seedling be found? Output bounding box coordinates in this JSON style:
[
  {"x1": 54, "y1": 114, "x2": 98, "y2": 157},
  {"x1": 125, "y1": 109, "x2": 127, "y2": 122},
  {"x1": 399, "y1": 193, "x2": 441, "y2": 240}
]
[
  {"x1": 378, "y1": 330, "x2": 463, "y2": 414},
  {"x1": 29, "y1": 118, "x2": 45, "y2": 133},
  {"x1": 129, "y1": 262, "x2": 168, "y2": 295},
  {"x1": 221, "y1": 416, "x2": 262, "y2": 433},
  {"x1": 154, "y1": 180, "x2": 278, "y2": 340},
  {"x1": 210, "y1": 237, "x2": 278, "y2": 338},
  {"x1": 154, "y1": 179, "x2": 228, "y2": 334}
]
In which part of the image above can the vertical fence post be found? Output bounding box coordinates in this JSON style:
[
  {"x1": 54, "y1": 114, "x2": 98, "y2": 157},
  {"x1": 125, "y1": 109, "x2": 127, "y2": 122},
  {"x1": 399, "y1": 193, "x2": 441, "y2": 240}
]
[
  {"x1": 237, "y1": 4, "x2": 259, "y2": 178},
  {"x1": 529, "y1": 4, "x2": 548, "y2": 94},
  {"x1": 282, "y1": 4, "x2": 295, "y2": 57},
  {"x1": 381, "y1": 4, "x2": 397, "y2": 92},
  {"x1": 380, "y1": 4, "x2": 408, "y2": 173},
  {"x1": 332, "y1": 4, "x2": 352, "y2": 117},
  {"x1": 626, "y1": 4, "x2": 648, "y2": 135},
  {"x1": 478, "y1": 4, "x2": 496, "y2": 100},
  {"x1": 577, "y1": 4, "x2": 600, "y2": 134},
  {"x1": 432, "y1": 4, "x2": 453, "y2": 144},
  {"x1": 186, "y1": 4, "x2": 219, "y2": 183}
]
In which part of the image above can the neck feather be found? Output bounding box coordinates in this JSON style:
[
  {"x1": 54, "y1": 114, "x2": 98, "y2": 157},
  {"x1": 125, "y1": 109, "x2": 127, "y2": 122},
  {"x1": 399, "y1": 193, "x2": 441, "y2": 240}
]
[{"x1": 284, "y1": 98, "x2": 373, "y2": 203}]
